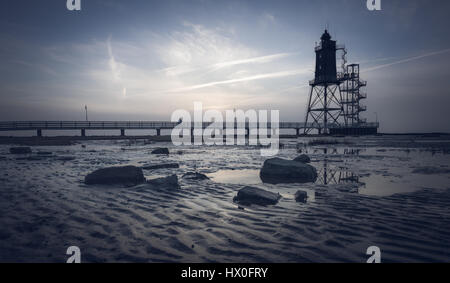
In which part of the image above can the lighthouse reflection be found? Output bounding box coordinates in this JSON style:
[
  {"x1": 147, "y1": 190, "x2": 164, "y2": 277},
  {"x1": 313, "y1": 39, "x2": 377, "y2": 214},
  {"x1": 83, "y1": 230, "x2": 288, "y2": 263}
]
[
  {"x1": 316, "y1": 165, "x2": 362, "y2": 186},
  {"x1": 309, "y1": 147, "x2": 365, "y2": 186}
]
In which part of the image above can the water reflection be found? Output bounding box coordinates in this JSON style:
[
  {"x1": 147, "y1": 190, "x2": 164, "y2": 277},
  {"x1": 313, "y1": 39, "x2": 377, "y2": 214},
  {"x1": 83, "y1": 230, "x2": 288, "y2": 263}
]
[
  {"x1": 316, "y1": 165, "x2": 363, "y2": 186},
  {"x1": 208, "y1": 164, "x2": 364, "y2": 188}
]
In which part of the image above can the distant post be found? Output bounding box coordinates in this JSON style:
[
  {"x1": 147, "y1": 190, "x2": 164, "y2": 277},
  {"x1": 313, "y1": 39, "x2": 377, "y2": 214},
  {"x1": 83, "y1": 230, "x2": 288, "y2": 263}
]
[{"x1": 85, "y1": 105, "x2": 88, "y2": 121}]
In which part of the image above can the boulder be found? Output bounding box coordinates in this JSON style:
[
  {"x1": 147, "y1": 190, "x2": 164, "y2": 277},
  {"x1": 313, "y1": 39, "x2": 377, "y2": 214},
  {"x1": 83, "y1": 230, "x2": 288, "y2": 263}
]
[
  {"x1": 142, "y1": 163, "x2": 179, "y2": 170},
  {"x1": 9, "y1": 147, "x2": 32, "y2": 154},
  {"x1": 233, "y1": 186, "x2": 281, "y2": 206},
  {"x1": 295, "y1": 190, "x2": 308, "y2": 203},
  {"x1": 182, "y1": 172, "x2": 209, "y2": 180},
  {"x1": 151, "y1": 147, "x2": 169, "y2": 155},
  {"x1": 85, "y1": 166, "x2": 145, "y2": 186},
  {"x1": 260, "y1": 158, "x2": 317, "y2": 184},
  {"x1": 293, "y1": 154, "x2": 311, "y2": 163},
  {"x1": 145, "y1": 175, "x2": 180, "y2": 189}
]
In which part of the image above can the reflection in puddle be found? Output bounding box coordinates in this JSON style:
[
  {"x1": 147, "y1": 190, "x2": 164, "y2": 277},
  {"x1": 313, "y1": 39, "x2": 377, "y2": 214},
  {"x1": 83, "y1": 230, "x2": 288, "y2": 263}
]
[
  {"x1": 316, "y1": 165, "x2": 363, "y2": 186},
  {"x1": 359, "y1": 173, "x2": 450, "y2": 197},
  {"x1": 207, "y1": 169, "x2": 261, "y2": 185},
  {"x1": 207, "y1": 146, "x2": 450, "y2": 198},
  {"x1": 208, "y1": 166, "x2": 362, "y2": 188}
]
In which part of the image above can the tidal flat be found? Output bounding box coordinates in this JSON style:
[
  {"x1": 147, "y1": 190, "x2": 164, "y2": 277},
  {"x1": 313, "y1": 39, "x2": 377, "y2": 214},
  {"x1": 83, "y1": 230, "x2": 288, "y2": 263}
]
[{"x1": 0, "y1": 135, "x2": 449, "y2": 262}]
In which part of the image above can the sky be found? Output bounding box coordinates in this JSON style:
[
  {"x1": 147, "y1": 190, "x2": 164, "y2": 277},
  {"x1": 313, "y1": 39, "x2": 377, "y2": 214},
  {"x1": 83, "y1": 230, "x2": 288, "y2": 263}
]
[{"x1": 1, "y1": 0, "x2": 450, "y2": 133}]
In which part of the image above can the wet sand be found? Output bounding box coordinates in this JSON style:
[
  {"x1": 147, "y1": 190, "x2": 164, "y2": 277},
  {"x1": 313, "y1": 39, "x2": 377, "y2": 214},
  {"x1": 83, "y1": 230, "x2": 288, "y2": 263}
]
[{"x1": 0, "y1": 135, "x2": 449, "y2": 262}]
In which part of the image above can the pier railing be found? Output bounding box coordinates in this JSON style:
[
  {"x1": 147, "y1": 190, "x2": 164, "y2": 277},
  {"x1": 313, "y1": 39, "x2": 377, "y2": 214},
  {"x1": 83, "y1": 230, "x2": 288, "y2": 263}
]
[{"x1": 0, "y1": 121, "x2": 379, "y2": 137}]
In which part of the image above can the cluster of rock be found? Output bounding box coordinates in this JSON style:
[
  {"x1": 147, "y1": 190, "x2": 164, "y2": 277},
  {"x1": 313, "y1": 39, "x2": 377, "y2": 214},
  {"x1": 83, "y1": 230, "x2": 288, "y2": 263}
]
[
  {"x1": 234, "y1": 154, "x2": 315, "y2": 206},
  {"x1": 84, "y1": 165, "x2": 185, "y2": 190},
  {"x1": 233, "y1": 186, "x2": 309, "y2": 206},
  {"x1": 82, "y1": 153, "x2": 315, "y2": 207}
]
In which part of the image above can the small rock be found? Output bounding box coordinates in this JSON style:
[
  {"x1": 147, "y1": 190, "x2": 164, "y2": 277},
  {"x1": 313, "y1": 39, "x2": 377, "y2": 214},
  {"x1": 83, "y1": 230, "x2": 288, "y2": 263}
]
[
  {"x1": 233, "y1": 186, "x2": 281, "y2": 206},
  {"x1": 56, "y1": 156, "x2": 76, "y2": 161},
  {"x1": 295, "y1": 190, "x2": 308, "y2": 203},
  {"x1": 9, "y1": 147, "x2": 32, "y2": 154},
  {"x1": 293, "y1": 154, "x2": 311, "y2": 163},
  {"x1": 412, "y1": 166, "x2": 450, "y2": 175},
  {"x1": 151, "y1": 147, "x2": 169, "y2": 155},
  {"x1": 142, "y1": 163, "x2": 179, "y2": 170},
  {"x1": 16, "y1": 156, "x2": 45, "y2": 161},
  {"x1": 145, "y1": 175, "x2": 180, "y2": 189},
  {"x1": 85, "y1": 166, "x2": 145, "y2": 186},
  {"x1": 260, "y1": 158, "x2": 318, "y2": 184},
  {"x1": 182, "y1": 172, "x2": 209, "y2": 180}
]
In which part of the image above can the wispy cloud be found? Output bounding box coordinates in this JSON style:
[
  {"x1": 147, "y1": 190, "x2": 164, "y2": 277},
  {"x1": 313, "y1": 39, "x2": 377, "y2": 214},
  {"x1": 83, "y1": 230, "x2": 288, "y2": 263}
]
[
  {"x1": 213, "y1": 52, "x2": 295, "y2": 69},
  {"x1": 169, "y1": 69, "x2": 309, "y2": 92},
  {"x1": 160, "y1": 52, "x2": 295, "y2": 77},
  {"x1": 13, "y1": 60, "x2": 58, "y2": 76},
  {"x1": 1, "y1": 21, "x2": 309, "y2": 118},
  {"x1": 363, "y1": 48, "x2": 450, "y2": 72},
  {"x1": 107, "y1": 35, "x2": 127, "y2": 97}
]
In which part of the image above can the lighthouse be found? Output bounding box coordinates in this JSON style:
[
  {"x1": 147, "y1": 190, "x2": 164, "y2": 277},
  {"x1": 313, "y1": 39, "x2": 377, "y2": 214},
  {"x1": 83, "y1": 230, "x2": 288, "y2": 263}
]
[{"x1": 304, "y1": 30, "x2": 344, "y2": 134}]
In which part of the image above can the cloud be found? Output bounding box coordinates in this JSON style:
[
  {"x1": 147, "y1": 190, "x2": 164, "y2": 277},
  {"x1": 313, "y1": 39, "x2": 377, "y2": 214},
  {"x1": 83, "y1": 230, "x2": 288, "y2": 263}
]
[
  {"x1": 107, "y1": 35, "x2": 120, "y2": 81},
  {"x1": 160, "y1": 52, "x2": 295, "y2": 77},
  {"x1": 260, "y1": 12, "x2": 276, "y2": 28},
  {"x1": 169, "y1": 69, "x2": 310, "y2": 92},
  {"x1": 213, "y1": 52, "x2": 295, "y2": 69},
  {"x1": 1, "y1": 21, "x2": 310, "y2": 119},
  {"x1": 363, "y1": 48, "x2": 450, "y2": 72}
]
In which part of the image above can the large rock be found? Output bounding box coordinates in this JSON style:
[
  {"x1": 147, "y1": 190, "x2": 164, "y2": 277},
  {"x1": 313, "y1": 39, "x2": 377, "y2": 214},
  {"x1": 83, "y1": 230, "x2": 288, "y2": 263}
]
[
  {"x1": 85, "y1": 166, "x2": 145, "y2": 186},
  {"x1": 182, "y1": 172, "x2": 209, "y2": 180},
  {"x1": 142, "y1": 163, "x2": 179, "y2": 170},
  {"x1": 233, "y1": 186, "x2": 281, "y2": 206},
  {"x1": 260, "y1": 158, "x2": 317, "y2": 184},
  {"x1": 9, "y1": 147, "x2": 32, "y2": 154},
  {"x1": 293, "y1": 154, "x2": 311, "y2": 163},
  {"x1": 151, "y1": 147, "x2": 169, "y2": 155},
  {"x1": 295, "y1": 190, "x2": 308, "y2": 203}
]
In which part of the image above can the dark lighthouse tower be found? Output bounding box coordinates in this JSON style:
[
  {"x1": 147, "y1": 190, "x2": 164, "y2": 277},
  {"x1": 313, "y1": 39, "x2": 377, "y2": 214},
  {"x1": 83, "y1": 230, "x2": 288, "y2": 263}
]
[{"x1": 304, "y1": 30, "x2": 344, "y2": 134}]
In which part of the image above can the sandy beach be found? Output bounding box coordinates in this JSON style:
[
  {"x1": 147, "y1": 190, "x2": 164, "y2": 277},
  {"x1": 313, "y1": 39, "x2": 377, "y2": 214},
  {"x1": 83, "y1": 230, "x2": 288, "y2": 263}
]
[{"x1": 0, "y1": 135, "x2": 449, "y2": 263}]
